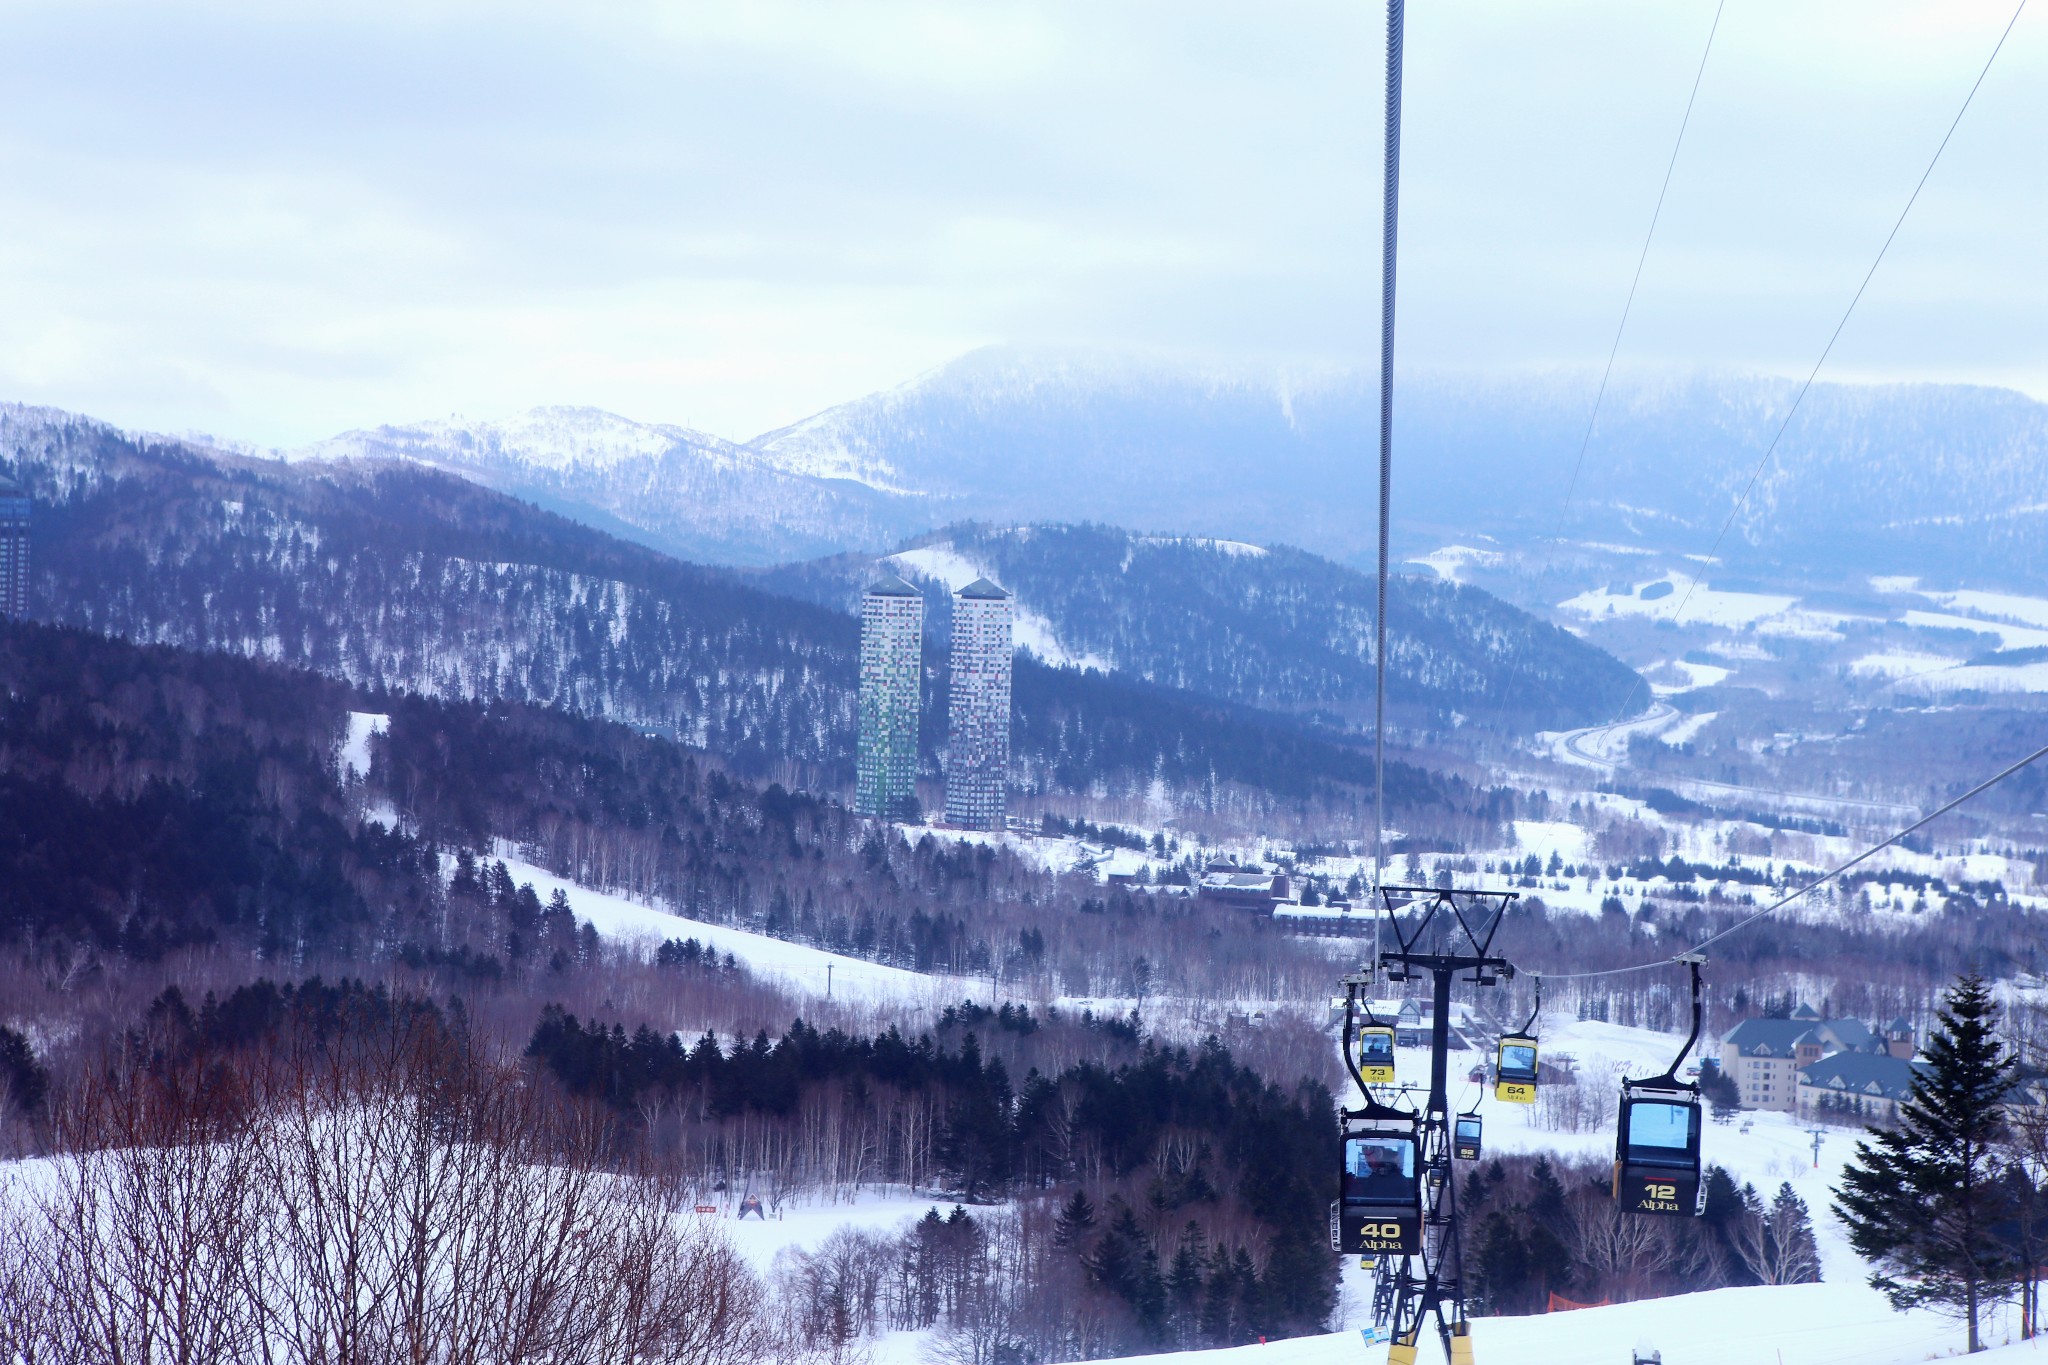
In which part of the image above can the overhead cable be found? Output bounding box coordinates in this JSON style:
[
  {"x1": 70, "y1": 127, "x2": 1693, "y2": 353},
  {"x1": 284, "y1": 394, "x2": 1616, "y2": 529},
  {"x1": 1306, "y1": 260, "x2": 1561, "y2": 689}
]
[
  {"x1": 1523, "y1": 734, "x2": 2048, "y2": 982},
  {"x1": 1657, "y1": 0, "x2": 2029, "y2": 640},
  {"x1": 1551, "y1": 0, "x2": 1725, "y2": 528}
]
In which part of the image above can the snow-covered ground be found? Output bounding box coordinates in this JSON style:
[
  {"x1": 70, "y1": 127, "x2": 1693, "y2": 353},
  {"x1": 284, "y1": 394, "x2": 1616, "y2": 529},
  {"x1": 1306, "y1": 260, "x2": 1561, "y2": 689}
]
[
  {"x1": 1409, "y1": 544, "x2": 1504, "y2": 583},
  {"x1": 1079, "y1": 1284, "x2": 2035, "y2": 1365},
  {"x1": 887, "y1": 543, "x2": 1112, "y2": 671},
  {"x1": 494, "y1": 855, "x2": 981, "y2": 1006},
  {"x1": 1300, "y1": 1013, "x2": 2034, "y2": 1363},
  {"x1": 339, "y1": 710, "x2": 387, "y2": 781},
  {"x1": 1559, "y1": 575, "x2": 1797, "y2": 631}
]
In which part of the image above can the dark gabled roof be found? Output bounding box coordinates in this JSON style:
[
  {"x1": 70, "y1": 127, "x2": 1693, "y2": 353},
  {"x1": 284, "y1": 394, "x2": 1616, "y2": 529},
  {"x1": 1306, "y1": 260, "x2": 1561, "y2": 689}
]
[
  {"x1": 0, "y1": 473, "x2": 23, "y2": 496},
  {"x1": 1823, "y1": 1018, "x2": 1878, "y2": 1051},
  {"x1": 1790, "y1": 1003, "x2": 1820, "y2": 1020},
  {"x1": 1725, "y1": 1018, "x2": 1821, "y2": 1057},
  {"x1": 1799, "y1": 1052, "x2": 1925, "y2": 1101},
  {"x1": 1726, "y1": 1015, "x2": 1882, "y2": 1057},
  {"x1": 957, "y1": 577, "x2": 1010, "y2": 600},
  {"x1": 864, "y1": 571, "x2": 922, "y2": 598},
  {"x1": 1887, "y1": 1016, "x2": 1913, "y2": 1035}
]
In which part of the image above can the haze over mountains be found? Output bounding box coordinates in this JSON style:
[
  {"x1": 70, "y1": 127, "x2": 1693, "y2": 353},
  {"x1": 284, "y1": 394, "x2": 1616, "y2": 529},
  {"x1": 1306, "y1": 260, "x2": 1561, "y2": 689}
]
[{"x1": 282, "y1": 347, "x2": 2048, "y2": 585}]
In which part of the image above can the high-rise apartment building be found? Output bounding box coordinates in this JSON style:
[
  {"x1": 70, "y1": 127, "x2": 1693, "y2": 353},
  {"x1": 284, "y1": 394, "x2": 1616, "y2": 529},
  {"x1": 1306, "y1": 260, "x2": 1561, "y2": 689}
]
[
  {"x1": 0, "y1": 476, "x2": 28, "y2": 618},
  {"x1": 855, "y1": 573, "x2": 925, "y2": 818},
  {"x1": 944, "y1": 578, "x2": 1013, "y2": 831}
]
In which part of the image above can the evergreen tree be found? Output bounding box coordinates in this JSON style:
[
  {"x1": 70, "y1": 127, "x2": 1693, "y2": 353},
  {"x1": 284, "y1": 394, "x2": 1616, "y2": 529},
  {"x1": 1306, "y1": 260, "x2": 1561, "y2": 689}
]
[
  {"x1": 1167, "y1": 1223, "x2": 1207, "y2": 1347},
  {"x1": 1767, "y1": 1183, "x2": 1821, "y2": 1286},
  {"x1": 1837, "y1": 974, "x2": 2019, "y2": 1353},
  {"x1": 1053, "y1": 1189, "x2": 1097, "y2": 1247},
  {"x1": 1198, "y1": 1244, "x2": 1236, "y2": 1345},
  {"x1": 1469, "y1": 1210, "x2": 1533, "y2": 1314}
]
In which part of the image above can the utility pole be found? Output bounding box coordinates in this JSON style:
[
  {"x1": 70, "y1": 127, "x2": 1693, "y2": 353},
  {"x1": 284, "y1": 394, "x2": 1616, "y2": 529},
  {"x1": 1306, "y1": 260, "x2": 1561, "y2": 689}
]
[
  {"x1": 1809, "y1": 1126, "x2": 1824, "y2": 1169},
  {"x1": 826, "y1": 963, "x2": 832, "y2": 998}
]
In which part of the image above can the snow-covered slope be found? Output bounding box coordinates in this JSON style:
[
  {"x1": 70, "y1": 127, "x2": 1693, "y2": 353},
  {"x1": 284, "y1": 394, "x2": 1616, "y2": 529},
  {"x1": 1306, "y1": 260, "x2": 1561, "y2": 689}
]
[
  {"x1": 495, "y1": 855, "x2": 976, "y2": 1006},
  {"x1": 886, "y1": 542, "x2": 1110, "y2": 670},
  {"x1": 1067, "y1": 1283, "x2": 2031, "y2": 1365},
  {"x1": 758, "y1": 523, "x2": 1642, "y2": 731},
  {"x1": 290, "y1": 405, "x2": 932, "y2": 565}
]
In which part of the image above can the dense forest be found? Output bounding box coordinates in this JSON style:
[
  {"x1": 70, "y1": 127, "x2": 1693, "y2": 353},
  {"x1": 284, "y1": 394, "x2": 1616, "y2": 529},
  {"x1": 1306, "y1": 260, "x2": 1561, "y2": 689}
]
[
  {"x1": 0, "y1": 407, "x2": 1513, "y2": 838},
  {"x1": 761, "y1": 522, "x2": 1641, "y2": 731},
  {"x1": 526, "y1": 1005, "x2": 1339, "y2": 1353}
]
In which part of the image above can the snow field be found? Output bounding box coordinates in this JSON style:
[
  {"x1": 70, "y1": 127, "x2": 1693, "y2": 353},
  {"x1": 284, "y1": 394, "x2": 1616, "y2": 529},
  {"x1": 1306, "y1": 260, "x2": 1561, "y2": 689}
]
[
  {"x1": 1089, "y1": 1282, "x2": 2035, "y2": 1365},
  {"x1": 493, "y1": 855, "x2": 982, "y2": 1007},
  {"x1": 339, "y1": 710, "x2": 387, "y2": 781},
  {"x1": 887, "y1": 544, "x2": 1113, "y2": 671}
]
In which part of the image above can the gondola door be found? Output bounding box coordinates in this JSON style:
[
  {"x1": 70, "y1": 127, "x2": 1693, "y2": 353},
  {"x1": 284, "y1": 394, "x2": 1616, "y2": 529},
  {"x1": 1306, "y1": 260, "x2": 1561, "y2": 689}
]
[{"x1": 1336, "y1": 1114, "x2": 1423, "y2": 1255}]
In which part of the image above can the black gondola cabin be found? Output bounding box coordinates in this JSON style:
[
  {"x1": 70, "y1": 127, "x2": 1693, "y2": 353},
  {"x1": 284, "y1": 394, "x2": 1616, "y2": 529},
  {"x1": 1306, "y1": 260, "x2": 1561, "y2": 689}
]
[
  {"x1": 1494, "y1": 1035, "x2": 1538, "y2": 1104},
  {"x1": 1356, "y1": 1025, "x2": 1396, "y2": 1086},
  {"x1": 1613, "y1": 1082, "x2": 1704, "y2": 1216},
  {"x1": 1334, "y1": 1116, "x2": 1422, "y2": 1255},
  {"x1": 1453, "y1": 1114, "x2": 1482, "y2": 1161}
]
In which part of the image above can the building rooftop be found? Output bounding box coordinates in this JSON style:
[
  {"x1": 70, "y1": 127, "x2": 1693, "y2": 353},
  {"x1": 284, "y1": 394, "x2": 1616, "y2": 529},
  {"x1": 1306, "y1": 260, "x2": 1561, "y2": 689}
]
[
  {"x1": 1725, "y1": 1013, "x2": 1883, "y2": 1058},
  {"x1": 1799, "y1": 1052, "x2": 1925, "y2": 1102},
  {"x1": 957, "y1": 577, "x2": 1010, "y2": 600},
  {"x1": 865, "y1": 572, "x2": 922, "y2": 598}
]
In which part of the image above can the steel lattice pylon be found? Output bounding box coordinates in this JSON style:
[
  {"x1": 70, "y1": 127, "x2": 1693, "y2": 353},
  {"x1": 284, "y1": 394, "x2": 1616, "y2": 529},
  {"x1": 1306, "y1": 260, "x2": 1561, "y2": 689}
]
[{"x1": 1341, "y1": 886, "x2": 1519, "y2": 1365}]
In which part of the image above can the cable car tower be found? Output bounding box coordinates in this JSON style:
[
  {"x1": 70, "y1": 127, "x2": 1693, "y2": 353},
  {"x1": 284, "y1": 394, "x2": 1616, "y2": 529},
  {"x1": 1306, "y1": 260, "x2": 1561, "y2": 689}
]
[{"x1": 1338, "y1": 886, "x2": 1519, "y2": 1364}]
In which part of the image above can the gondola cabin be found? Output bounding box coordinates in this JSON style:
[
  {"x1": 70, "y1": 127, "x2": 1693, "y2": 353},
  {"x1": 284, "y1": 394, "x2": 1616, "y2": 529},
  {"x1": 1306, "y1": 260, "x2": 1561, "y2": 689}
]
[
  {"x1": 1452, "y1": 1114, "x2": 1483, "y2": 1161},
  {"x1": 1356, "y1": 1025, "x2": 1397, "y2": 1086},
  {"x1": 1494, "y1": 1035, "x2": 1539, "y2": 1104},
  {"x1": 1333, "y1": 1114, "x2": 1422, "y2": 1255},
  {"x1": 1612, "y1": 1081, "x2": 1704, "y2": 1217}
]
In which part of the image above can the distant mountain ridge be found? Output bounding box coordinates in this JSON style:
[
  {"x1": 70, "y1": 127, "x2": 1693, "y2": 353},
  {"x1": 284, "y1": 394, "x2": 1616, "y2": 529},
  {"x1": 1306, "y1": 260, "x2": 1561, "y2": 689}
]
[
  {"x1": 289, "y1": 405, "x2": 926, "y2": 565},
  {"x1": 757, "y1": 523, "x2": 1640, "y2": 731},
  {"x1": 265, "y1": 349, "x2": 2048, "y2": 584},
  {"x1": 0, "y1": 402, "x2": 1494, "y2": 835}
]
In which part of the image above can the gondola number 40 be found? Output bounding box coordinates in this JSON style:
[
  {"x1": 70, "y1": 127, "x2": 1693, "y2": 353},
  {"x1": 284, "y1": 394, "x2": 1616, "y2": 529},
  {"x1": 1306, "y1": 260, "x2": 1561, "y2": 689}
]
[{"x1": 1359, "y1": 1223, "x2": 1405, "y2": 1239}]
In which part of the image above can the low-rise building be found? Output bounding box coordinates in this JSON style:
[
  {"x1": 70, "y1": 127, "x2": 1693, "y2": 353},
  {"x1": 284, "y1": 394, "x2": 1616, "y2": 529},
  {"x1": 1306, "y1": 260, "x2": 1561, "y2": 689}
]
[
  {"x1": 1722, "y1": 1004, "x2": 1905, "y2": 1114},
  {"x1": 1197, "y1": 867, "x2": 1292, "y2": 912},
  {"x1": 1797, "y1": 1052, "x2": 1925, "y2": 1124}
]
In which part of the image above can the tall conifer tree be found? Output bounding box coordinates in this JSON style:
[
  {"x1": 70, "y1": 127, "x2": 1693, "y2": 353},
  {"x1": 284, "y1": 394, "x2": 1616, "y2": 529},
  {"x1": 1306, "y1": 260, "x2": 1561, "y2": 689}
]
[{"x1": 1836, "y1": 973, "x2": 2018, "y2": 1353}]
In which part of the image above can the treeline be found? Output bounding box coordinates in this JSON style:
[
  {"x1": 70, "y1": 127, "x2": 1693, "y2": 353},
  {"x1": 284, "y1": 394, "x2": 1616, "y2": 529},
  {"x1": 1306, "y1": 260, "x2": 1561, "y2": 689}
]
[
  {"x1": 1461, "y1": 1154, "x2": 1819, "y2": 1313},
  {"x1": 0, "y1": 990, "x2": 814, "y2": 1365},
  {"x1": 0, "y1": 618, "x2": 1352, "y2": 1014},
  {"x1": 526, "y1": 1008, "x2": 1340, "y2": 1349},
  {"x1": 773, "y1": 1199, "x2": 1322, "y2": 1361},
  {"x1": 7, "y1": 415, "x2": 1510, "y2": 833},
  {"x1": 759, "y1": 522, "x2": 1642, "y2": 731}
]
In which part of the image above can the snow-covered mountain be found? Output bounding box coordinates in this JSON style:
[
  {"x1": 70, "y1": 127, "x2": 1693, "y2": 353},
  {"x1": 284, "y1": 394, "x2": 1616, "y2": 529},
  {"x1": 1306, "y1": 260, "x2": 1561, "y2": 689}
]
[
  {"x1": 756, "y1": 350, "x2": 2048, "y2": 582},
  {"x1": 269, "y1": 350, "x2": 2048, "y2": 584},
  {"x1": 755, "y1": 523, "x2": 1641, "y2": 732},
  {"x1": 290, "y1": 405, "x2": 933, "y2": 565},
  {"x1": 0, "y1": 404, "x2": 1508, "y2": 830}
]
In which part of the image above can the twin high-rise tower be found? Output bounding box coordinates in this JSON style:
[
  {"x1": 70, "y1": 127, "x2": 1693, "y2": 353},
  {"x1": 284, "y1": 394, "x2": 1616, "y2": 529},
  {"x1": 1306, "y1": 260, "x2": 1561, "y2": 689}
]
[
  {"x1": 0, "y1": 476, "x2": 29, "y2": 618},
  {"x1": 855, "y1": 573, "x2": 924, "y2": 820},
  {"x1": 855, "y1": 570, "x2": 1013, "y2": 831}
]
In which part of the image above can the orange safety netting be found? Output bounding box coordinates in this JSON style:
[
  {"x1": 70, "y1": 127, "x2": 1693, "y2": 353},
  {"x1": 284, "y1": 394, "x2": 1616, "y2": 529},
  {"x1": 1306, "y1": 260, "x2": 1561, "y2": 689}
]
[{"x1": 1546, "y1": 1292, "x2": 1613, "y2": 1313}]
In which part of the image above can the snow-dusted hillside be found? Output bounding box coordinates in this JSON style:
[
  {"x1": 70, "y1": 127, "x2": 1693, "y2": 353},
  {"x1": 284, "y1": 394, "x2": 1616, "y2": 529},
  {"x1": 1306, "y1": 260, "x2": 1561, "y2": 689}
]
[
  {"x1": 758, "y1": 523, "x2": 1642, "y2": 731},
  {"x1": 188, "y1": 349, "x2": 2048, "y2": 583},
  {"x1": 287, "y1": 405, "x2": 932, "y2": 565}
]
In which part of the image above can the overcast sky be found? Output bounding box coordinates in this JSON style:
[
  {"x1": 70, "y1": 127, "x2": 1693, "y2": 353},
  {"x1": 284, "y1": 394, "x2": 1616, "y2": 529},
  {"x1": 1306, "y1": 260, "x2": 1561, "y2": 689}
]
[{"x1": 0, "y1": 0, "x2": 2041, "y2": 446}]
